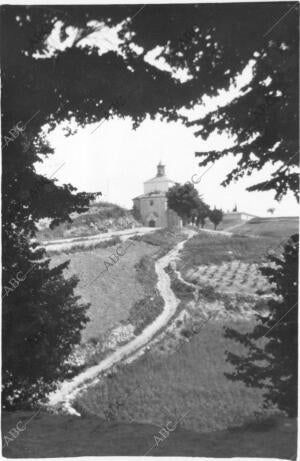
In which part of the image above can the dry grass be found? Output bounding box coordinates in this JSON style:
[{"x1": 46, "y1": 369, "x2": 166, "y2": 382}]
[
  {"x1": 51, "y1": 240, "x2": 157, "y2": 341},
  {"x1": 180, "y1": 216, "x2": 298, "y2": 270},
  {"x1": 179, "y1": 231, "x2": 277, "y2": 269},
  {"x1": 4, "y1": 223, "x2": 297, "y2": 457},
  {"x1": 53, "y1": 223, "x2": 296, "y2": 443},
  {"x1": 37, "y1": 201, "x2": 135, "y2": 241},
  {"x1": 74, "y1": 227, "x2": 280, "y2": 431},
  {"x1": 50, "y1": 228, "x2": 184, "y2": 345},
  {"x1": 75, "y1": 317, "x2": 273, "y2": 433},
  {"x1": 233, "y1": 217, "x2": 298, "y2": 239}
]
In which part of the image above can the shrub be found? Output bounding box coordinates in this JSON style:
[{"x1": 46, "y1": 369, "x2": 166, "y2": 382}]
[
  {"x1": 165, "y1": 265, "x2": 195, "y2": 301},
  {"x1": 225, "y1": 234, "x2": 298, "y2": 417},
  {"x1": 128, "y1": 295, "x2": 164, "y2": 335},
  {"x1": 198, "y1": 284, "x2": 217, "y2": 302},
  {"x1": 180, "y1": 327, "x2": 193, "y2": 338}
]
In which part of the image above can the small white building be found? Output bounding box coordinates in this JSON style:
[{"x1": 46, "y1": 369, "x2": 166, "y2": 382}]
[
  {"x1": 133, "y1": 163, "x2": 181, "y2": 228},
  {"x1": 225, "y1": 211, "x2": 256, "y2": 222}
]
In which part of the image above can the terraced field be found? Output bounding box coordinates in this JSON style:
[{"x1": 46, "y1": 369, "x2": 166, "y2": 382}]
[{"x1": 188, "y1": 260, "x2": 272, "y2": 295}]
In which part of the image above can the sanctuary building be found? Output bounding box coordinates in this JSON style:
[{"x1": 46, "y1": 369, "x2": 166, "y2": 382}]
[{"x1": 133, "y1": 163, "x2": 181, "y2": 228}]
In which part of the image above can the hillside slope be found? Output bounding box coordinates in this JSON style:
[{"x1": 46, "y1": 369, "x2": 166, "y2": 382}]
[
  {"x1": 37, "y1": 201, "x2": 140, "y2": 241},
  {"x1": 231, "y1": 216, "x2": 299, "y2": 238}
]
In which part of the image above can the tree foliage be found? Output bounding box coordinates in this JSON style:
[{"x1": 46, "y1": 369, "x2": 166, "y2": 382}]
[
  {"x1": 1, "y1": 3, "x2": 298, "y2": 408},
  {"x1": 2, "y1": 238, "x2": 89, "y2": 409},
  {"x1": 224, "y1": 234, "x2": 298, "y2": 416},
  {"x1": 209, "y1": 208, "x2": 223, "y2": 230},
  {"x1": 166, "y1": 182, "x2": 204, "y2": 225},
  {"x1": 132, "y1": 204, "x2": 142, "y2": 223},
  {"x1": 1, "y1": 4, "x2": 213, "y2": 408},
  {"x1": 188, "y1": 5, "x2": 299, "y2": 201},
  {"x1": 119, "y1": 2, "x2": 299, "y2": 200},
  {"x1": 193, "y1": 200, "x2": 210, "y2": 228}
]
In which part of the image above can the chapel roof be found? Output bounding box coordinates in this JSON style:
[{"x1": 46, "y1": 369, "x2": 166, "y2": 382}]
[
  {"x1": 133, "y1": 191, "x2": 166, "y2": 200},
  {"x1": 144, "y1": 175, "x2": 174, "y2": 184}
]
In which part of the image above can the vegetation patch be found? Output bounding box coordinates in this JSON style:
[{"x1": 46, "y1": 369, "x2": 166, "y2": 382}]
[
  {"x1": 66, "y1": 324, "x2": 135, "y2": 370},
  {"x1": 47, "y1": 236, "x2": 122, "y2": 255},
  {"x1": 37, "y1": 201, "x2": 138, "y2": 241},
  {"x1": 193, "y1": 259, "x2": 268, "y2": 296},
  {"x1": 132, "y1": 228, "x2": 186, "y2": 258},
  {"x1": 134, "y1": 255, "x2": 158, "y2": 289},
  {"x1": 128, "y1": 295, "x2": 164, "y2": 335},
  {"x1": 232, "y1": 217, "x2": 299, "y2": 239},
  {"x1": 196, "y1": 282, "x2": 267, "y2": 316},
  {"x1": 165, "y1": 264, "x2": 195, "y2": 301},
  {"x1": 2, "y1": 410, "x2": 296, "y2": 458},
  {"x1": 127, "y1": 255, "x2": 164, "y2": 334},
  {"x1": 179, "y1": 231, "x2": 278, "y2": 269},
  {"x1": 51, "y1": 240, "x2": 157, "y2": 340},
  {"x1": 76, "y1": 320, "x2": 271, "y2": 433}
]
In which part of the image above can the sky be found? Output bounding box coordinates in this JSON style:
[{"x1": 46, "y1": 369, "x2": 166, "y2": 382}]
[
  {"x1": 34, "y1": 10, "x2": 299, "y2": 218},
  {"x1": 36, "y1": 117, "x2": 298, "y2": 217}
]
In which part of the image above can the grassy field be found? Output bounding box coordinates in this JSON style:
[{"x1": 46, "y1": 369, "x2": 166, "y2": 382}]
[
  {"x1": 190, "y1": 214, "x2": 298, "y2": 235},
  {"x1": 5, "y1": 221, "x2": 295, "y2": 458},
  {"x1": 179, "y1": 231, "x2": 275, "y2": 268},
  {"x1": 51, "y1": 239, "x2": 157, "y2": 341},
  {"x1": 2, "y1": 409, "x2": 296, "y2": 458},
  {"x1": 189, "y1": 212, "x2": 248, "y2": 231},
  {"x1": 180, "y1": 215, "x2": 299, "y2": 270},
  {"x1": 73, "y1": 219, "x2": 296, "y2": 434},
  {"x1": 232, "y1": 216, "x2": 299, "y2": 238},
  {"x1": 76, "y1": 318, "x2": 271, "y2": 433},
  {"x1": 50, "y1": 228, "x2": 183, "y2": 343}
]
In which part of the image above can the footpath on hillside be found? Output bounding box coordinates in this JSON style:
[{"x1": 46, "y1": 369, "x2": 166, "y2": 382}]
[{"x1": 48, "y1": 229, "x2": 196, "y2": 414}]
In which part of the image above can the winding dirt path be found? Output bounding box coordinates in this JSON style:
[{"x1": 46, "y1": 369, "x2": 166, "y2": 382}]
[
  {"x1": 41, "y1": 227, "x2": 158, "y2": 253},
  {"x1": 48, "y1": 229, "x2": 196, "y2": 413}
]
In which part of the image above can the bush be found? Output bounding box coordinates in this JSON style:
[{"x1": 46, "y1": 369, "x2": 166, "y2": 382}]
[
  {"x1": 180, "y1": 327, "x2": 193, "y2": 338},
  {"x1": 128, "y1": 295, "x2": 164, "y2": 335},
  {"x1": 165, "y1": 265, "x2": 195, "y2": 301},
  {"x1": 198, "y1": 284, "x2": 217, "y2": 302},
  {"x1": 224, "y1": 234, "x2": 298, "y2": 417}
]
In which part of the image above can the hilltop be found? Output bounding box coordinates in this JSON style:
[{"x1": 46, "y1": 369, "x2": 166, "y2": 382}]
[
  {"x1": 230, "y1": 216, "x2": 299, "y2": 238},
  {"x1": 203, "y1": 214, "x2": 298, "y2": 236}
]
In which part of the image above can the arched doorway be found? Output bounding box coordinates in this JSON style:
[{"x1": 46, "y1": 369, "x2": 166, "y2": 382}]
[{"x1": 149, "y1": 219, "x2": 156, "y2": 227}]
